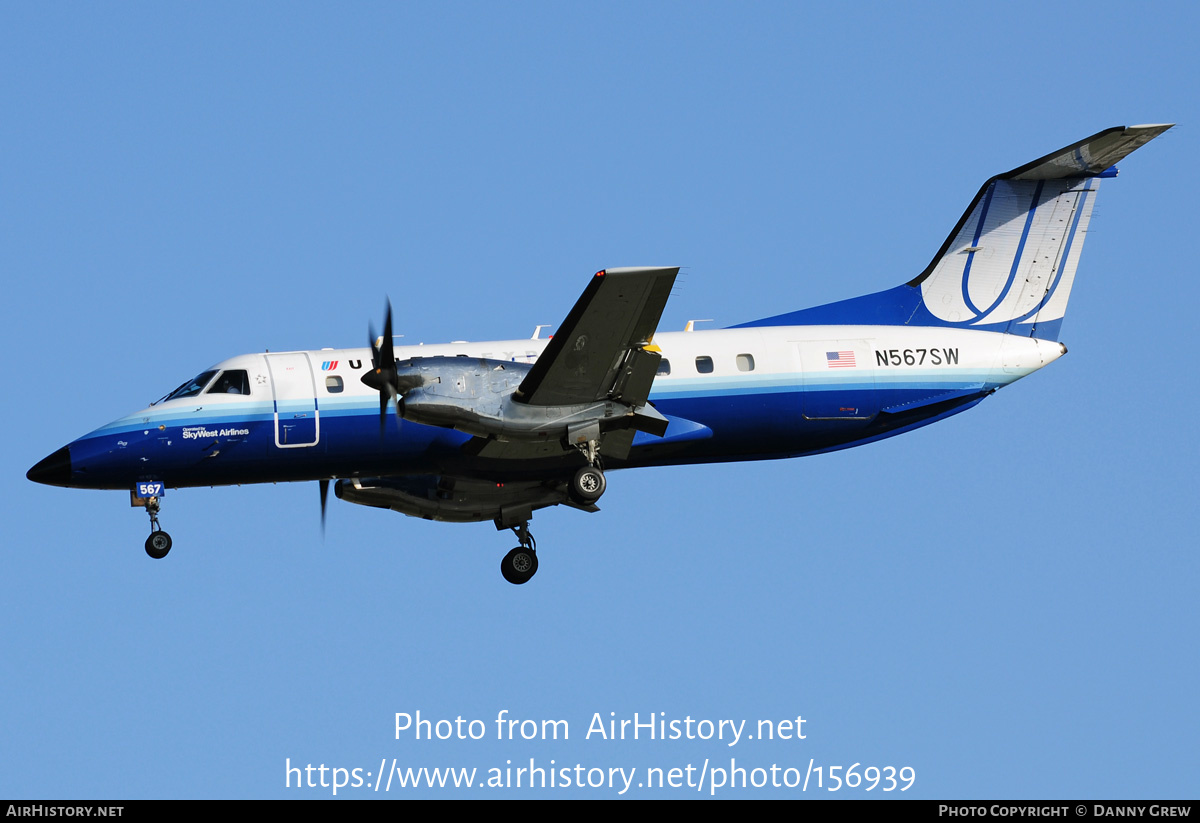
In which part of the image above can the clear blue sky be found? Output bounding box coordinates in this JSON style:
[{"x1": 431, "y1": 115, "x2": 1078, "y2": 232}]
[{"x1": 3, "y1": 2, "x2": 1196, "y2": 798}]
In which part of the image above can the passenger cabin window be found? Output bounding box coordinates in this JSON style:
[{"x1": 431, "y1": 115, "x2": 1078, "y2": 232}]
[
  {"x1": 695, "y1": 356, "x2": 714, "y2": 374},
  {"x1": 156, "y1": 370, "x2": 218, "y2": 404},
  {"x1": 207, "y1": 370, "x2": 250, "y2": 395},
  {"x1": 325, "y1": 376, "x2": 344, "y2": 393},
  {"x1": 657, "y1": 359, "x2": 671, "y2": 376},
  {"x1": 736, "y1": 354, "x2": 755, "y2": 372}
]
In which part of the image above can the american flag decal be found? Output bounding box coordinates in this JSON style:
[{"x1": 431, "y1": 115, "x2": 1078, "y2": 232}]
[
  {"x1": 826, "y1": 351, "x2": 856, "y2": 368},
  {"x1": 321, "y1": 361, "x2": 339, "y2": 371}
]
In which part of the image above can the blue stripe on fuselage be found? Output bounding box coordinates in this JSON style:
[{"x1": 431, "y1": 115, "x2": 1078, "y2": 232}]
[{"x1": 62, "y1": 370, "x2": 1001, "y2": 490}]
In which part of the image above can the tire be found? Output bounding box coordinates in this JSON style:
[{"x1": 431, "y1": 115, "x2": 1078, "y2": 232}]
[
  {"x1": 500, "y1": 546, "x2": 538, "y2": 585},
  {"x1": 145, "y1": 531, "x2": 172, "y2": 559},
  {"x1": 571, "y1": 466, "x2": 606, "y2": 503}
]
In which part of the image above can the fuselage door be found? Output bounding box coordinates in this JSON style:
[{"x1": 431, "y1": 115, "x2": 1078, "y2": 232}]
[
  {"x1": 796, "y1": 340, "x2": 879, "y2": 420},
  {"x1": 266, "y1": 353, "x2": 320, "y2": 447}
]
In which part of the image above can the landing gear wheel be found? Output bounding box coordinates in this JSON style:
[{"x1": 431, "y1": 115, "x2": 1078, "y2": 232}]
[
  {"x1": 501, "y1": 546, "x2": 538, "y2": 585},
  {"x1": 571, "y1": 465, "x2": 606, "y2": 503},
  {"x1": 145, "y1": 530, "x2": 172, "y2": 559}
]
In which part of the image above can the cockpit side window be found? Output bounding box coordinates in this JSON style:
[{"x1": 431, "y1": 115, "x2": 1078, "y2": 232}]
[
  {"x1": 155, "y1": 370, "x2": 218, "y2": 404},
  {"x1": 207, "y1": 370, "x2": 250, "y2": 396}
]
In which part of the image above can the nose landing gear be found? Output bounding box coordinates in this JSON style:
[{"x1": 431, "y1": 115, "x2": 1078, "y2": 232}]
[
  {"x1": 138, "y1": 495, "x2": 173, "y2": 559},
  {"x1": 145, "y1": 528, "x2": 172, "y2": 559}
]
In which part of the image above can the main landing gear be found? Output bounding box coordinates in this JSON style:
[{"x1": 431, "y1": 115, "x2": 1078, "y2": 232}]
[
  {"x1": 500, "y1": 523, "x2": 538, "y2": 585},
  {"x1": 142, "y1": 496, "x2": 173, "y2": 559},
  {"x1": 568, "y1": 437, "x2": 607, "y2": 505},
  {"x1": 497, "y1": 450, "x2": 607, "y2": 585},
  {"x1": 570, "y1": 465, "x2": 606, "y2": 503}
]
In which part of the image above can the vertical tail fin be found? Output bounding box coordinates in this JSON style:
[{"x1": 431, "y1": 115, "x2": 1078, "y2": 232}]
[
  {"x1": 736, "y1": 125, "x2": 1172, "y2": 339},
  {"x1": 909, "y1": 124, "x2": 1172, "y2": 340}
]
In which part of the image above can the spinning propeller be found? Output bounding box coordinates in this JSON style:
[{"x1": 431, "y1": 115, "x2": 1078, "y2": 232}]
[
  {"x1": 324, "y1": 300, "x2": 428, "y2": 536},
  {"x1": 361, "y1": 299, "x2": 406, "y2": 436},
  {"x1": 360, "y1": 299, "x2": 423, "y2": 436},
  {"x1": 319, "y1": 479, "x2": 329, "y2": 535}
]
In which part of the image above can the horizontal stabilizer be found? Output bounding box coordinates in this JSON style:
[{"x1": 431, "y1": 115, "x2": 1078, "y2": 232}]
[{"x1": 1008, "y1": 124, "x2": 1173, "y2": 180}]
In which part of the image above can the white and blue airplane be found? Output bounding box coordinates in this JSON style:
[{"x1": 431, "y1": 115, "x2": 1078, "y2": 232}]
[{"x1": 28, "y1": 125, "x2": 1170, "y2": 583}]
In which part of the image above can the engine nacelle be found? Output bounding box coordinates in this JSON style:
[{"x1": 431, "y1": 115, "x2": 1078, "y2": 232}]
[
  {"x1": 395, "y1": 356, "x2": 664, "y2": 442},
  {"x1": 335, "y1": 475, "x2": 568, "y2": 524}
]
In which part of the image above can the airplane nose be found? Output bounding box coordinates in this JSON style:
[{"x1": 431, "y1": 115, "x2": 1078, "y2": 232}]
[{"x1": 27, "y1": 446, "x2": 72, "y2": 486}]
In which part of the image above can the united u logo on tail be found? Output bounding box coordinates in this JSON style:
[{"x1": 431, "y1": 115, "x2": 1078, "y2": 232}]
[
  {"x1": 27, "y1": 124, "x2": 1171, "y2": 584},
  {"x1": 737, "y1": 124, "x2": 1171, "y2": 343}
]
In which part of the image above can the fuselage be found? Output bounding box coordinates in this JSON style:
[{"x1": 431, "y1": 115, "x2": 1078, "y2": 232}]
[{"x1": 31, "y1": 324, "x2": 1064, "y2": 492}]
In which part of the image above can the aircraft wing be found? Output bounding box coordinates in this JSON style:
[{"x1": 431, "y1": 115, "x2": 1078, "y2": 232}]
[{"x1": 513, "y1": 266, "x2": 679, "y2": 407}]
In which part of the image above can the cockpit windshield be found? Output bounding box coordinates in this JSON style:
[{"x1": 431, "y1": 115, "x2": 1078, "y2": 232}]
[
  {"x1": 153, "y1": 370, "x2": 218, "y2": 405},
  {"x1": 207, "y1": 370, "x2": 250, "y2": 396}
]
